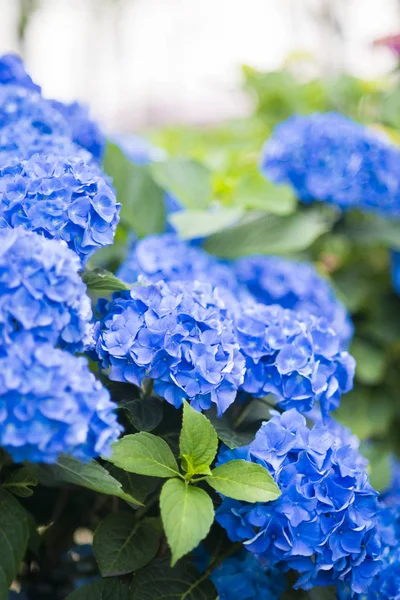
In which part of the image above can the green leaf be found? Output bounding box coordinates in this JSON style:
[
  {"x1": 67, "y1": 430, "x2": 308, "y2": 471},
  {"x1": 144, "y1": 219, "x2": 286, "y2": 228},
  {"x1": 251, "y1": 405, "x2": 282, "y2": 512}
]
[
  {"x1": 82, "y1": 268, "x2": 131, "y2": 292},
  {"x1": 179, "y1": 402, "x2": 218, "y2": 474},
  {"x1": 351, "y1": 338, "x2": 386, "y2": 386},
  {"x1": 206, "y1": 406, "x2": 256, "y2": 449},
  {"x1": 67, "y1": 578, "x2": 130, "y2": 600},
  {"x1": 3, "y1": 467, "x2": 38, "y2": 497},
  {"x1": 0, "y1": 489, "x2": 29, "y2": 588},
  {"x1": 344, "y1": 213, "x2": 400, "y2": 249},
  {"x1": 335, "y1": 389, "x2": 394, "y2": 441},
  {"x1": 104, "y1": 142, "x2": 165, "y2": 237},
  {"x1": 29, "y1": 456, "x2": 143, "y2": 505},
  {"x1": 93, "y1": 512, "x2": 160, "y2": 576},
  {"x1": 151, "y1": 158, "x2": 212, "y2": 209},
  {"x1": 206, "y1": 460, "x2": 280, "y2": 502},
  {"x1": 131, "y1": 558, "x2": 216, "y2": 600},
  {"x1": 121, "y1": 396, "x2": 164, "y2": 432},
  {"x1": 107, "y1": 433, "x2": 180, "y2": 478},
  {"x1": 204, "y1": 207, "x2": 335, "y2": 258},
  {"x1": 160, "y1": 478, "x2": 214, "y2": 565},
  {"x1": 0, "y1": 568, "x2": 7, "y2": 600},
  {"x1": 106, "y1": 465, "x2": 161, "y2": 506},
  {"x1": 169, "y1": 207, "x2": 243, "y2": 240},
  {"x1": 232, "y1": 171, "x2": 297, "y2": 215}
]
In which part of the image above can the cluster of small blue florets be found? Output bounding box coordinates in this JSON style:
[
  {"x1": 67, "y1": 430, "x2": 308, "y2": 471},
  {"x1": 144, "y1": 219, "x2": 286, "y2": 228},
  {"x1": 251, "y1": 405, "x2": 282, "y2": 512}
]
[
  {"x1": 216, "y1": 410, "x2": 382, "y2": 597},
  {"x1": 261, "y1": 112, "x2": 400, "y2": 217},
  {"x1": 0, "y1": 152, "x2": 119, "y2": 262},
  {"x1": 117, "y1": 233, "x2": 240, "y2": 304},
  {"x1": 236, "y1": 303, "x2": 355, "y2": 417},
  {"x1": 0, "y1": 54, "x2": 121, "y2": 464},
  {"x1": 0, "y1": 227, "x2": 92, "y2": 350},
  {"x1": 193, "y1": 545, "x2": 287, "y2": 600},
  {"x1": 235, "y1": 255, "x2": 353, "y2": 347},
  {"x1": 0, "y1": 53, "x2": 105, "y2": 161},
  {"x1": 94, "y1": 280, "x2": 246, "y2": 415},
  {"x1": 0, "y1": 332, "x2": 122, "y2": 463}
]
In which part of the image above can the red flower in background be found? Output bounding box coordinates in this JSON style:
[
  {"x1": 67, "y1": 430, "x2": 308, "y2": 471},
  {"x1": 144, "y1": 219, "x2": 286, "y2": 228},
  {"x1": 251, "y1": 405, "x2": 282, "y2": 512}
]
[{"x1": 374, "y1": 34, "x2": 400, "y2": 56}]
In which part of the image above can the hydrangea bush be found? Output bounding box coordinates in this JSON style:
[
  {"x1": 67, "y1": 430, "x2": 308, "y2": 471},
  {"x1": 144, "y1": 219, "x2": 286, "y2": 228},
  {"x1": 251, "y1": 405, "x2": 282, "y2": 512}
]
[{"x1": 2, "y1": 53, "x2": 400, "y2": 600}]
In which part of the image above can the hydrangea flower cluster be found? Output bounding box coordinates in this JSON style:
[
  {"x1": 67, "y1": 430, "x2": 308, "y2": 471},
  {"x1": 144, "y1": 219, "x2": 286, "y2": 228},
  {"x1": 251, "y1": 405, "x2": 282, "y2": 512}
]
[
  {"x1": 0, "y1": 152, "x2": 120, "y2": 263},
  {"x1": 94, "y1": 280, "x2": 246, "y2": 414},
  {"x1": 261, "y1": 112, "x2": 400, "y2": 217},
  {"x1": 49, "y1": 99, "x2": 105, "y2": 161},
  {"x1": 193, "y1": 546, "x2": 286, "y2": 600},
  {"x1": 0, "y1": 332, "x2": 122, "y2": 463},
  {"x1": 0, "y1": 53, "x2": 41, "y2": 92},
  {"x1": 0, "y1": 54, "x2": 105, "y2": 161},
  {"x1": 0, "y1": 228, "x2": 92, "y2": 350},
  {"x1": 236, "y1": 303, "x2": 355, "y2": 417},
  {"x1": 391, "y1": 251, "x2": 400, "y2": 296},
  {"x1": 0, "y1": 54, "x2": 122, "y2": 464},
  {"x1": 117, "y1": 233, "x2": 239, "y2": 299},
  {"x1": 216, "y1": 410, "x2": 382, "y2": 597},
  {"x1": 235, "y1": 254, "x2": 353, "y2": 346}
]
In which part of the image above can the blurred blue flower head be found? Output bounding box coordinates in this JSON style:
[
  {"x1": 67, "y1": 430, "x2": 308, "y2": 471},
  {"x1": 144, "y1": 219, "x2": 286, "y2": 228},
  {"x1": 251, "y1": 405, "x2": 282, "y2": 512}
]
[
  {"x1": 94, "y1": 280, "x2": 246, "y2": 415},
  {"x1": 235, "y1": 303, "x2": 355, "y2": 417},
  {"x1": 216, "y1": 410, "x2": 382, "y2": 597},
  {"x1": 235, "y1": 254, "x2": 353, "y2": 346},
  {"x1": 261, "y1": 112, "x2": 400, "y2": 217},
  {"x1": 0, "y1": 227, "x2": 92, "y2": 350},
  {"x1": 0, "y1": 152, "x2": 120, "y2": 263},
  {"x1": 0, "y1": 333, "x2": 122, "y2": 463},
  {"x1": 117, "y1": 233, "x2": 240, "y2": 306},
  {"x1": 0, "y1": 53, "x2": 41, "y2": 92}
]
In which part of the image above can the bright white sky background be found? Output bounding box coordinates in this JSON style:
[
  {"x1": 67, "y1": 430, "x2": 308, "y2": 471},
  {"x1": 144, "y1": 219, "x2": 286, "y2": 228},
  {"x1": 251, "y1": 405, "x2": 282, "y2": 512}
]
[{"x1": 0, "y1": 0, "x2": 399, "y2": 131}]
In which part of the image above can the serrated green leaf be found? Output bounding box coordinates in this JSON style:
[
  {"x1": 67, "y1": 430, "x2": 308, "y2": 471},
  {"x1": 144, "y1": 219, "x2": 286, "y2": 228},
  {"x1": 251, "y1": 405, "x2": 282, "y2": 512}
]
[
  {"x1": 151, "y1": 158, "x2": 212, "y2": 209},
  {"x1": 206, "y1": 460, "x2": 280, "y2": 502},
  {"x1": 131, "y1": 558, "x2": 217, "y2": 599},
  {"x1": 82, "y1": 268, "x2": 131, "y2": 292},
  {"x1": 93, "y1": 512, "x2": 159, "y2": 576},
  {"x1": 106, "y1": 465, "x2": 160, "y2": 506},
  {"x1": 67, "y1": 578, "x2": 130, "y2": 600},
  {"x1": 160, "y1": 478, "x2": 214, "y2": 565},
  {"x1": 204, "y1": 208, "x2": 335, "y2": 258},
  {"x1": 169, "y1": 207, "x2": 243, "y2": 240},
  {"x1": 104, "y1": 142, "x2": 165, "y2": 237},
  {"x1": 232, "y1": 171, "x2": 297, "y2": 215},
  {"x1": 0, "y1": 489, "x2": 29, "y2": 587},
  {"x1": 3, "y1": 467, "x2": 38, "y2": 498},
  {"x1": 107, "y1": 433, "x2": 180, "y2": 478},
  {"x1": 29, "y1": 456, "x2": 143, "y2": 505},
  {"x1": 179, "y1": 402, "x2": 218, "y2": 474}
]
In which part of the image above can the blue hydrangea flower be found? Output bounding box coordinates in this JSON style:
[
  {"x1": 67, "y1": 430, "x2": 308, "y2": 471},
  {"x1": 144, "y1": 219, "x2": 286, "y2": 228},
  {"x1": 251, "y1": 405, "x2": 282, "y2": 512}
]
[
  {"x1": 0, "y1": 53, "x2": 41, "y2": 92},
  {"x1": 235, "y1": 303, "x2": 355, "y2": 418},
  {"x1": 0, "y1": 228, "x2": 92, "y2": 350},
  {"x1": 50, "y1": 100, "x2": 105, "y2": 161},
  {"x1": 261, "y1": 112, "x2": 400, "y2": 216},
  {"x1": 118, "y1": 233, "x2": 238, "y2": 290},
  {"x1": 391, "y1": 251, "x2": 400, "y2": 296},
  {"x1": 216, "y1": 410, "x2": 382, "y2": 597},
  {"x1": 94, "y1": 280, "x2": 245, "y2": 415},
  {"x1": 112, "y1": 133, "x2": 166, "y2": 165},
  {"x1": 0, "y1": 332, "x2": 122, "y2": 463},
  {"x1": 0, "y1": 153, "x2": 120, "y2": 263},
  {"x1": 0, "y1": 118, "x2": 91, "y2": 162},
  {"x1": 0, "y1": 85, "x2": 69, "y2": 136},
  {"x1": 235, "y1": 255, "x2": 353, "y2": 346},
  {"x1": 193, "y1": 545, "x2": 286, "y2": 600}
]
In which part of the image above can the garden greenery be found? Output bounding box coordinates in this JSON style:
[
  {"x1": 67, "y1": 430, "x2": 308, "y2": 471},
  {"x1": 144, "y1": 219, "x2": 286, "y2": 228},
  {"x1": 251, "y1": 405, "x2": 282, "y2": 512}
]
[{"x1": 2, "y1": 54, "x2": 400, "y2": 599}]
